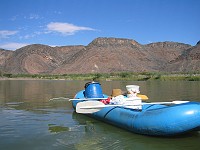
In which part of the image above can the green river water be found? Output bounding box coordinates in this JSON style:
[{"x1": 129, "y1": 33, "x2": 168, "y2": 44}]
[{"x1": 0, "y1": 80, "x2": 200, "y2": 150}]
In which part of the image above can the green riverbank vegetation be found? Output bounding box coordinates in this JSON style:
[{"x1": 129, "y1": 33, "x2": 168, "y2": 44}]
[{"x1": 1, "y1": 72, "x2": 200, "y2": 81}]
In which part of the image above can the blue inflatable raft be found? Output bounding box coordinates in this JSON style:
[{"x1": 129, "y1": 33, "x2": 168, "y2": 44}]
[{"x1": 72, "y1": 82, "x2": 200, "y2": 136}]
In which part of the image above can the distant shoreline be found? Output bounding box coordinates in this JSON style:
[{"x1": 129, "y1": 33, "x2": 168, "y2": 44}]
[
  {"x1": 0, "y1": 77, "x2": 49, "y2": 80},
  {"x1": 0, "y1": 72, "x2": 200, "y2": 81}
]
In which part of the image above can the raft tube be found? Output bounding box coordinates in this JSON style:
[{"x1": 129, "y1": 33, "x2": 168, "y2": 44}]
[{"x1": 72, "y1": 90, "x2": 200, "y2": 136}]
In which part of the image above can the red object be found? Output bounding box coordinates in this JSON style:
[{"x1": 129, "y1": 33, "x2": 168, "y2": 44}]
[{"x1": 100, "y1": 97, "x2": 111, "y2": 104}]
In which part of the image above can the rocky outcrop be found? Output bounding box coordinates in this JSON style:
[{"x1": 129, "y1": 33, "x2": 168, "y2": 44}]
[
  {"x1": 0, "y1": 49, "x2": 14, "y2": 71},
  {"x1": 166, "y1": 43, "x2": 200, "y2": 72},
  {"x1": 0, "y1": 37, "x2": 199, "y2": 74}
]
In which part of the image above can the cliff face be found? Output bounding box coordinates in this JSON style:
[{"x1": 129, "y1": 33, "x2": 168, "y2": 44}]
[
  {"x1": 0, "y1": 37, "x2": 199, "y2": 74},
  {"x1": 165, "y1": 43, "x2": 200, "y2": 72},
  {"x1": 3, "y1": 44, "x2": 63, "y2": 74},
  {"x1": 3, "y1": 44, "x2": 85, "y2": 74},
  {"x1": 143, "y1": 42, "x2": 192, "y2": 71},
  {"x1": 0, "y1": 49, "x2": 14, "y2": 71},
  {"x1": 52, "y1": 38, "x2": 150, "y2": 73}
]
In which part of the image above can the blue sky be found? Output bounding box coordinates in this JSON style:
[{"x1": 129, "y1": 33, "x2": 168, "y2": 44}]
[{"x1": 0, "y1": 0, "x2": 199, "y2": 50}]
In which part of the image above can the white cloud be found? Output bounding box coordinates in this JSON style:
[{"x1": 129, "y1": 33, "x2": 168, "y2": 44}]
[
  {"x1": 20, "y1": 34, "x2": 36, "y2": 39},
  {"x1": 23, "y1": 13, "x2": 41, "y2": 20},
  {"x1": 0, "y1": 42, "x2": 29, "y2": 50},
  {"x1": 29, "y1": 14, "x2": 40, "y2": 20},
  {"x1": 54, "y1": 11, "x2": 62, "y2": 15},
  {"x1": 10, "y1": 13, "x2": 41, "y2": 21},
  {"x1": 10, "y1": 15, "x2": 19, "y2": 21},
  {"x1": 0, "y1": 30, "x2": 18, "y2": 38},
  {"x1": 19, "y1": 31, "x2": 43, "y2": 40},
  {"x1": 46, "y1": 22, "x2": 95, "y2": 35}
]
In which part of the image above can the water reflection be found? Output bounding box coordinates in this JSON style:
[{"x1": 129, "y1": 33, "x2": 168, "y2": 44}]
[
  {"x1": 1, "y1": 80, "x2": 200, "y2": 105},
  {"x1": 0, "y1": 80, "x2": 200, "y2": 150},
  {"x1": 48, "y1": 124, "x2": 70, "y2": 133},
  {"x1": 72, "y1": 112, "x2": 200, "y2": 150},
  {"x1": 0, "y1": 80, "x2": 86, "y2": 104}
]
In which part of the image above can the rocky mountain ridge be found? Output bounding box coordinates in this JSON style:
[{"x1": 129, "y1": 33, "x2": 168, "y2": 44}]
[{"x1": 0, "y1": 37, "x2": 199, "y2": 74}]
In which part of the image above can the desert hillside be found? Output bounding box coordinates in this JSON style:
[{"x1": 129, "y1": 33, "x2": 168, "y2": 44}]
[{"x1": 0, "y1": 37, "x2": 199, "y2": 74}]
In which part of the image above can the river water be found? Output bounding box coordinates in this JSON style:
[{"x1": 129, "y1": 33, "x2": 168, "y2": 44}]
[{"x1": 0, "y1": 80, "x2": 200, "y2": 150}]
